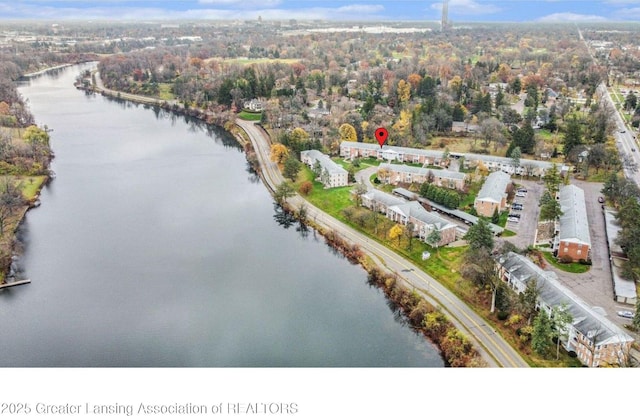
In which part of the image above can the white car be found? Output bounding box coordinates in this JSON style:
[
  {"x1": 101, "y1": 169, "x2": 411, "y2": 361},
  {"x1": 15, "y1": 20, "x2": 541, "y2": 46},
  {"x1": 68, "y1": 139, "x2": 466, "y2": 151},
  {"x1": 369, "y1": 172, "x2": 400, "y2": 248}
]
[
  {"x1": 507, "y1": 217, "x2": 519, "y2": 223},
  {"x1": 617, "y1": 310, "x2": 635, "y2": 319},
  {"x1": 515, "y1": 192, "x2": 526, "y2": 198}
]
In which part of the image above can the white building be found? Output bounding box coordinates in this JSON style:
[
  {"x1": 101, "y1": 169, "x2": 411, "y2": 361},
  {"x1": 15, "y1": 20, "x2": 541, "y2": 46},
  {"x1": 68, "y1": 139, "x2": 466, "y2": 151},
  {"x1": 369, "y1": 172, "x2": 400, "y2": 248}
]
[{"x1": 300, "y1": 150, "x2": 348, "y2": 188}]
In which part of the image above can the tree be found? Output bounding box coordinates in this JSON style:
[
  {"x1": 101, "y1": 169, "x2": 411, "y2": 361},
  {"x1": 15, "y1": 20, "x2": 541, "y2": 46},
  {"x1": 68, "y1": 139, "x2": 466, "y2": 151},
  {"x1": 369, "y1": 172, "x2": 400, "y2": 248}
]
[
  {"x1": 543, "y1": 163, "x2": 562, "y2": 194},
  {"x1": 464, "y1": 217, "x2": 494, "y2": 251},
  {"x1": 270, "y1": 143, "x2": 289, "y2": 164},
  {"x1": 461, "y1": 246, "x2": 499, "y2": 312},
  {"x1": 298, "y1": 181, "x2": 313, "y2": 196},
  {"x1": 510, "y1": 146, "x2": 521, "y2": 177},
  {"x1": 338, "y1": 123, "x2": 357, "y2": 142},
  {"x1": 531, "y1": 310, "x2": 553, "y2": 355},
  {"x1": 274, "y1": 181, "x2": 295, "y2": 204},
  {"x1": 539, "y1": 191, "x2": 563, "y2": 221},
  {"x1": 562, "y1": 114, "x2": 583, "y2": 158},
  {"x1": 388, "y1": 224, "x2": 404, "y2": 245},
  {"x1": 283, "y1": 155, "x2": 301, "y2": 181},
  {"x1": 491, "y1": 206, "x2": 500, "y2": 224},
  {"x1": 550, "y1": 305, "x2": 573, "y2": 360},
  {"x1": 396, "y1": 79, "x2": 410, "y2": 106}
]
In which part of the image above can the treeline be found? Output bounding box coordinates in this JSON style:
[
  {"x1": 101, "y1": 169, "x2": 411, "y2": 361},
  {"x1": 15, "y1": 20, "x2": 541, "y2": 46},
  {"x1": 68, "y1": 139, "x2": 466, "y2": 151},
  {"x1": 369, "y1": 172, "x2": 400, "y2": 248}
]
[
  {"x1": 603, "y1": 174, "x2": 640, "y2": 281},
  {"x1": 367, "y1": 266, "x2": 485, "y2": 367},
  {"x1": 419, "y1": 182, "x2": 460, "y2": 209}
]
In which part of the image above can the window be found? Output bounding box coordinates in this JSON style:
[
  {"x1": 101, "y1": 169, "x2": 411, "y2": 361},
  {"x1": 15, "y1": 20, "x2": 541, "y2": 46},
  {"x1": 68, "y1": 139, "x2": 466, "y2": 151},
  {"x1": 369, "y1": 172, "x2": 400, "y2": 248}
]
[
  {"x1": 564, "y1": 247, "x2": 569, "y2": 253},
  {"x1": 577, "y1": 250, "x2": 582, "y2": 256}
]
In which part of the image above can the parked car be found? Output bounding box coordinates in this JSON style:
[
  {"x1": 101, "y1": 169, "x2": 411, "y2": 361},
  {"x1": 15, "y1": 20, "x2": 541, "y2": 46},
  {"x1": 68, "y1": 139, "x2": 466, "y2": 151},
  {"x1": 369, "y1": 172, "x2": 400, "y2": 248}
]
[
  {"x1": 508, "y1": 213, "x2": 521, "y2": 219},
  {"x1": 617, "y1": 310, "x2": 635, "y2": 319},
  {"x1": 516, "y1": 192, "x2": 526, "y2": 197},
  {"x1": 512, "y1": 204, "x2": 523, "y2": 210},
  {"x1": 507, "y1": 217, "x2": 519, "y2": 223},
  {"x1": 517, "y1": 188, "x2": 527, "y2": 193},
  {"x1": 598, "y1": 196, "x2": 605, "y2": 203}
]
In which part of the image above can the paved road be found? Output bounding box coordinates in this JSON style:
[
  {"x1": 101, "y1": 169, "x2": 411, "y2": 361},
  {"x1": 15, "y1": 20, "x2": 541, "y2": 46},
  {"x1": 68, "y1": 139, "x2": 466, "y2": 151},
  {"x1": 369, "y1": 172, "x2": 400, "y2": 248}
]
[{"x1": 236, "y1": 119, "x2": 529, "y2": 368}]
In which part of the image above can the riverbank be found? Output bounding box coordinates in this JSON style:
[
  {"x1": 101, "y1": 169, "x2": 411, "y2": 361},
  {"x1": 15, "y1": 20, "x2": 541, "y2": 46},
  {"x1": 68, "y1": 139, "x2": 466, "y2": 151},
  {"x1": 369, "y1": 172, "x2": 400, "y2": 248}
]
[{"x1": 83, "y1": 73, "x2": 527, "y2": 367}]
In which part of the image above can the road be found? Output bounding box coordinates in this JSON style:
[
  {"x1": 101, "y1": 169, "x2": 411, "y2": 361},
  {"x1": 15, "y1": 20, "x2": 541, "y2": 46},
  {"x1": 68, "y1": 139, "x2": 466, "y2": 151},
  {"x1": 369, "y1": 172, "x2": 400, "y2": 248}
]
[{"x1": 236, "y1": 119, "x2": 529, "y2": 368}]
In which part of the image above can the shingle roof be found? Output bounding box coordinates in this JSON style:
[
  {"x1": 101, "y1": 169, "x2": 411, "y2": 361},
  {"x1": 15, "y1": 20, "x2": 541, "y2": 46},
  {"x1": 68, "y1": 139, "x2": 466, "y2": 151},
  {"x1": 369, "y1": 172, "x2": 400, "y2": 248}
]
[
  {"x1": 362, "y1": 189, "x2": 405, "y2": 207},
  {"x1": 301, "y1": 149, "x2": 347, "y2": 175},
  {"x1": 379, "y1": 163, "x2": 466, "y2": 181},
  {"x1": 558, "y1": 184, "x2": 591, "y2": 246},
  {"x1": 340, "y1": 141, "x2": 563, "y2": 170},
  {"x1": 497, "y1": 252, "x2": 634, "y2": 347},
  {"x1": 476, "y1": 171, "x2": 511, "y2": 203}
]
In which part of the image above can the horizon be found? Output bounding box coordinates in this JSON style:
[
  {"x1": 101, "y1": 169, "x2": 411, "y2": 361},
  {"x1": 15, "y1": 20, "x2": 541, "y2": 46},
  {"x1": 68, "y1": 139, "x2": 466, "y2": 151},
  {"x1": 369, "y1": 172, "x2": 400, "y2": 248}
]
[{"x1": 0, "y1": 1, "x2": 638, "y2": 23}]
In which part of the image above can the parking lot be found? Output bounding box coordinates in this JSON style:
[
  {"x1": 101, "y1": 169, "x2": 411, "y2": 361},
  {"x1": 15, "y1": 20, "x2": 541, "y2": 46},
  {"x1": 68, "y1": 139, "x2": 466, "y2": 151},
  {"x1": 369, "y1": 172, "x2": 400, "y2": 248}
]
[
  {"x1": 500, "y1": 179, "x2": 636, "y2": 334},
  {"x1": 503, "y1": 178, "x2": 543, "y2": 249}
]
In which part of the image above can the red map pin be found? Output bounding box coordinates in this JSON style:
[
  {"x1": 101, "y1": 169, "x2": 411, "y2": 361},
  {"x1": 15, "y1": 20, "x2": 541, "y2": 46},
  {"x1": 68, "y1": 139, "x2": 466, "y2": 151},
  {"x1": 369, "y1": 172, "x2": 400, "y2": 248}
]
[{"x1": 375, "y1": 127, "x2": 388, "y2": 148}]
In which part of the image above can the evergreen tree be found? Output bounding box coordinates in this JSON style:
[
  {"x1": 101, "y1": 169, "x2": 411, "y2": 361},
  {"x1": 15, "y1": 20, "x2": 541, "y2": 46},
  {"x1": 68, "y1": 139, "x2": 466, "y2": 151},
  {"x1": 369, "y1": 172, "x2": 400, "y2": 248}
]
[
  {"x1": 464, "y1": 217, "x2": 494, "y2": 251},
  {"x1": 532, "y1": 311, "x2": 553, "y2": 355},
  {"x1": 562, "y1": 114, "x2": 583, "y2": 157}
]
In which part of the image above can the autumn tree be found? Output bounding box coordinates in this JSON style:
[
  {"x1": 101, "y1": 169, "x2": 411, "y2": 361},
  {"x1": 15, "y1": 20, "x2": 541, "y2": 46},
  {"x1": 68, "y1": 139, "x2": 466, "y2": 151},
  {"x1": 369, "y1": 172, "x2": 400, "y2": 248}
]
[
  {"x1": 298, "y1": 181, "x2": 313, "y2": 196},
  {"x1": 396, "y1": 79, "x2": 411, "y2": 107},
  {"x1": 388, "y1": 223, "x2": 404, "y2": 245},
  {"x1": 338, "y1": 123, "x2": 357, "y2": 142},
  {"x1": 270, "y1": 143, "x2": 289, "y2": 165}
]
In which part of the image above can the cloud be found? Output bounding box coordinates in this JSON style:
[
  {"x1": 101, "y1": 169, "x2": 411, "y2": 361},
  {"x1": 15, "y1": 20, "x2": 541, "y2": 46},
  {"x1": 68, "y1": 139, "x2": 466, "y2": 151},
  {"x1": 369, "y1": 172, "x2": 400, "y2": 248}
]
[
  {"x1": 431, "y1": 0, "x2": 501, "y2": 16},
  {"x1": 198, "y1": 0, "x2": 283, "y2": 7},
  {"x1": 611, "y1": 7, "x2": 640, "y2": 20},
  {"x1": 536, "y1": 12, "x2": 609, "y2": 22}
]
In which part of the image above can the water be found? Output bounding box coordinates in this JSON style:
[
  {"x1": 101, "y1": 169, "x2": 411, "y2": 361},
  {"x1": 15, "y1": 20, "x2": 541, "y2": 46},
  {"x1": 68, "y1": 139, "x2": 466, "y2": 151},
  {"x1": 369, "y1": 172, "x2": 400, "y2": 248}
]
[{"x1": 0, "y1": 64, "x2": 443, "y2": 367}]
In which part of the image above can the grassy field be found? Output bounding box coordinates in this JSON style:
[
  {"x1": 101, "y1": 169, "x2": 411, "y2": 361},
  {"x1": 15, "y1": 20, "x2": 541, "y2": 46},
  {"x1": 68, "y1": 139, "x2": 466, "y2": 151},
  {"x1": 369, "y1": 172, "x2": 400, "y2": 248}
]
[
  {"x1": 238, "y1": 110, "x2": 262, "y2": 121},
  {"x1": 157, "y1": 83, "x2": 175, "y2": 101}
]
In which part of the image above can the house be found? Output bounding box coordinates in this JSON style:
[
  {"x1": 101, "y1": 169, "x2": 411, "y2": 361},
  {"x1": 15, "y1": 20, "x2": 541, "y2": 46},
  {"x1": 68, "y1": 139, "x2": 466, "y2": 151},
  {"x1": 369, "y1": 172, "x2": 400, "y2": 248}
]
[
  {"x1": 495, "y1": 252, "x2": 634, "y2": 367},
  {"x1": 377, "y1": 163, "x2": 467, "y2": 190},
  {"x1": 473, "y1": 171, "x2": 511, "y2": 217},
  {"x1": 361, "y1": 189, "x2": 457, "y2": 246},
  {"x1": 300, "y1": 150, "x2": 348, "y2": 188},
  {"x1": 244, "y1": 99, "x2": 263, "y2": 112},
  {"x1": 554, "y1": 185, "x2": 591, "y2": 262},
  {"x1": 451, "y1": 121, "x2": 480, "y2": 133}
]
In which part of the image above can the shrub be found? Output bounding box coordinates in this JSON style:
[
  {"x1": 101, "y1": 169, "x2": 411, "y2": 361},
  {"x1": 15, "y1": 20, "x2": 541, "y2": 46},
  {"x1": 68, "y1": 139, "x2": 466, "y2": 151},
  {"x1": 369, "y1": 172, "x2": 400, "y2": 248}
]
[
  {"x1": 559, "y1": 255, "x2": 574, "y2": 264},
  {"x1": 298, "y1": 181, "x2": 313, "y2": 196},
  {"x1": 497, "y1": 311, "x2": 509, "y2": 320}
]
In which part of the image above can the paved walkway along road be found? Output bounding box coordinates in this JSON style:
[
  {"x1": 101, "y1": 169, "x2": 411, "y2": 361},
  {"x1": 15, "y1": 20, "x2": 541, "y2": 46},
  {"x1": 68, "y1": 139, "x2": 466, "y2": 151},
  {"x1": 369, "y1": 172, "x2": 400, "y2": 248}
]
[{"x1": 237, "y1": 119, "x2": 529, "y2": 368}]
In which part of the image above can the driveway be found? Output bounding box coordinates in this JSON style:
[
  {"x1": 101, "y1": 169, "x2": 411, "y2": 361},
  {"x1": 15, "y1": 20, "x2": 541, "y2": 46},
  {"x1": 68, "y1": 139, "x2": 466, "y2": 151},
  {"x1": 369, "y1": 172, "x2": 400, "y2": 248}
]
[
  {"x1": 502, "y1": 178, "x2": 544, "y2": 249},
  {"x1": 355, "y1": 166, "x2": 377, "y2": 190}
]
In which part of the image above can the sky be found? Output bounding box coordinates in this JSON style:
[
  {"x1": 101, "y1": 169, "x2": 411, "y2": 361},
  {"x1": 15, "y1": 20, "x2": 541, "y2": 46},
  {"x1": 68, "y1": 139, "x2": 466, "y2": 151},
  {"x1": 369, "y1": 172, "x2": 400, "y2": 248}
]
[{"x1": 0, "y1": 0, "x2": 638, "y2": 22}]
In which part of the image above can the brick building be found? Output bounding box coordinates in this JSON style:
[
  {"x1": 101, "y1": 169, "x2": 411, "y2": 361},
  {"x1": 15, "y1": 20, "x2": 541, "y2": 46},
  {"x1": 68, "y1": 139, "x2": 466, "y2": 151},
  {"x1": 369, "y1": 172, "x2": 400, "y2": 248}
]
[
  {"x1": 553, "y1": 184, "x2": 591, "y2": 262},
  {"x1": 473, "y1": 171, "x2": 511, "y2": 217}
]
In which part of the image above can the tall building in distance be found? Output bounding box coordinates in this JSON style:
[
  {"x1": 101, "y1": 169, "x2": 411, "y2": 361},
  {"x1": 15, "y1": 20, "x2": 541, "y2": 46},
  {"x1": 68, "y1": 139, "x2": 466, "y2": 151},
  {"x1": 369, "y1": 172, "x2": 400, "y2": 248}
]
[{"x1": 441, "y1": 0, "x2": 449, "y2": 32}]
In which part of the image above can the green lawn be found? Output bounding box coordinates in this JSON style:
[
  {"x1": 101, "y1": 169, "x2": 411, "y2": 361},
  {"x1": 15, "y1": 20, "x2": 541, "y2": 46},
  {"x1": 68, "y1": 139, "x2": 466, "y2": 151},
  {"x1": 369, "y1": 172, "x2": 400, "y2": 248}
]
[
  {"x1": 543, "y1": 251, "x2": 590, "y2": 273},
  {"x1": 157, "y1": 83, "x2": 175, "y2": 101},
  {"x1": 238, "y1": 110, "x2": 262, "y2": 121},
  {"x1": 19, "y1": 176, "x2": 47, "y2": 201}
]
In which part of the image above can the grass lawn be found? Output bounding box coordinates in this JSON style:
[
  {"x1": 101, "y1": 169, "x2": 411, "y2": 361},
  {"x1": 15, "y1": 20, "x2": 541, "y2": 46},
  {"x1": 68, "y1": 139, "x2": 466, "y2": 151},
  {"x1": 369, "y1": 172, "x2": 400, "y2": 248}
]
[
  {"x1": 238, "y1": 110, "x2": 262, "y2": 121},
  {"x1": 543, "y1": 251, "x2": 590, "y2": 273},
  {"x1": 18, "y1": 176, "x2": 47, "y2": 201},
  {"x1": 157, "y1": 83, "x2": 175, "y2": 101}
]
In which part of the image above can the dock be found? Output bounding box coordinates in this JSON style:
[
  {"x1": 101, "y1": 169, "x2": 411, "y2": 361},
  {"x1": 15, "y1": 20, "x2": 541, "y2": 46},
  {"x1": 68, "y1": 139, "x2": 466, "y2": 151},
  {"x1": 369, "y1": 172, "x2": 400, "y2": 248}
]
[{"x1": 0, "y1": 279, "x2": 31, "y2": 289}]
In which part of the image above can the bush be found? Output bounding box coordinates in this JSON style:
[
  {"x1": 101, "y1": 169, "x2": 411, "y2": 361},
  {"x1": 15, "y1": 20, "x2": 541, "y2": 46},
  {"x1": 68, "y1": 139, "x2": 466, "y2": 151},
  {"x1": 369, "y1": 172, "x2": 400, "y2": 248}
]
[
  {"x1": 559, "y1": 255, "x2": 573, "y2": 264},
  {"x1": 298, "y1": 181, "x2": 313, "y2": 196},
  {"x1": 497, "y1": 311, "x2": 509, "y2": 321},
  {"x1": 578, "y1": 258, "x2": 592, "y2": 265}
]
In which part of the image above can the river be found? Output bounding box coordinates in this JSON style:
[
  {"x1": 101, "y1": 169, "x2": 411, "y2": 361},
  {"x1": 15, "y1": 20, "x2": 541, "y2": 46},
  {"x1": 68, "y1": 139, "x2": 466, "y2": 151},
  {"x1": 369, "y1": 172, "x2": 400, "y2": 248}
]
[{"x1": 0, "y1": 64, "x2": 443, "y2": 367}]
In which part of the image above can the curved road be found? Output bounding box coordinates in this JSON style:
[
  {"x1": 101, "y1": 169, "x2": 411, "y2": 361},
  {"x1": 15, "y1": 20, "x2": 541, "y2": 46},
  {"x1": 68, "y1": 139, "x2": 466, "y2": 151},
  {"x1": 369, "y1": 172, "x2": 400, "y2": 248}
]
[
  {"x1": 89, "y1": 68, "x2": 527, "y2": 367},
  {"x1": 237, "y1": 119, "x2": 529, "y2": 368}
]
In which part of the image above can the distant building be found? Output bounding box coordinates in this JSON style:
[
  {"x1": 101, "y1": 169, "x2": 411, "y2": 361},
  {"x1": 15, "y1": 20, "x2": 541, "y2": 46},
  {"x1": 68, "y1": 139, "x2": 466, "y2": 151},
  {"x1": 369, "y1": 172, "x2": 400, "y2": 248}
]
[
  {"x1": 244, "y1": 99, "x2": 263, "y2": 112},
  {"x1": 496, "y1": 252, "x2": 634, "y2": 367},
  {"x1": 603, "y1": 207, "x2": 637, "y2": 305},
  {"x1": 554, "y1": 185, "x2": 591, "y2": 262},
  {"x1": 300, "y1": 150, "x2": 348, "y2": 189},
  {"x1": 339, "y1": 141, "x2": 562, "y2": 177},
  {"x1": 474, "y1": 171, "x2": 511, "y2": 217},
  {"x1": 377, "y1": 163, "x2": 466, "y2": 190}
]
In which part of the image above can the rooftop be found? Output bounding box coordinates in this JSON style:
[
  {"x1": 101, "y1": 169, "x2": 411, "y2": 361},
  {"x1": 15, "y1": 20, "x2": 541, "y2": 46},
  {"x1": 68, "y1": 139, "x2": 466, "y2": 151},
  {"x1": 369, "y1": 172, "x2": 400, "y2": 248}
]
[
  {"x1": 379, "y1": 163, "x2": 466, "y2": 181},
  {"x1": 497, "y1": 252, "x2": 634, "y2": 347},
  {"x1": 557, "y1": 184, "x2": 591, "y2": 246},
  {"x1": 476, "y1": 171, "x2": 511, "y2": 204}
]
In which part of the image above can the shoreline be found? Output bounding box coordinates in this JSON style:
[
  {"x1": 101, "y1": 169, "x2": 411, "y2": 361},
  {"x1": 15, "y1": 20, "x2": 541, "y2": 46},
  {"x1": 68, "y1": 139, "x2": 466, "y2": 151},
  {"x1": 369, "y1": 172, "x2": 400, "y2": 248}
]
[{"x1": 81, "y1": 69, "x2": 528, "y2": 367}]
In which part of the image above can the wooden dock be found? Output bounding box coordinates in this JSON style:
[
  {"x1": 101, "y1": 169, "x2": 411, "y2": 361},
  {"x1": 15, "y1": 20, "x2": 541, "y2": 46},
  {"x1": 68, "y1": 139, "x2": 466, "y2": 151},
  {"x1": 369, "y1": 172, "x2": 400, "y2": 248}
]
[{"x1": 0, "y1": 279, "x2": 31, "y2": 289}]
